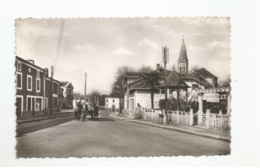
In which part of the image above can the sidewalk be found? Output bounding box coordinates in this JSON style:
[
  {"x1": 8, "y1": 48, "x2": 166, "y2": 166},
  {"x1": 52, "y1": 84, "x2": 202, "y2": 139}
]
[
  {"x1": 17, "y1": 109, "x2": 74, "y2": 124},
  {"x1": 108, "y1": 112, "x2": 231, "y2": 142}
]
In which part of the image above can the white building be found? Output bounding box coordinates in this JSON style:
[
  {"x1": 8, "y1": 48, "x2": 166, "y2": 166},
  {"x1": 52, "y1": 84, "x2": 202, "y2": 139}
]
[{"x1": 105, "y1": 97, "x2": 120, "y2": 109}]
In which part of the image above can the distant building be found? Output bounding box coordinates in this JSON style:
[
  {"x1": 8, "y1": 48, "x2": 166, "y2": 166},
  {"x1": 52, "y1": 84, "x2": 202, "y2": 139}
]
[
  {"x1": 15, "y1": 56, "x2": 62, "y2": 118},
  {"x1": 60, "y1": 81, "x2": 74, "y2": 108},
  {"x1": 105, "y1": 92, "x2": 121, "y2": 109},
  {"x1": 105, "y1": 98, "x2": 120, "y2": 109}
]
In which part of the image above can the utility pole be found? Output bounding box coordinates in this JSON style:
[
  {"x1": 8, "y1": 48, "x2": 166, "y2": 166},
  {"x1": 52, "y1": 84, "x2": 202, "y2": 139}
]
[
  {"x1": 50, "y1": 65, "x2": 54, "y2": 115},
  {"x1": 85, "y1": 73, "x2": 87, "y2": 102},
  {"x1": 162, "y1": 46, "x2": 169, "y2": 115}
]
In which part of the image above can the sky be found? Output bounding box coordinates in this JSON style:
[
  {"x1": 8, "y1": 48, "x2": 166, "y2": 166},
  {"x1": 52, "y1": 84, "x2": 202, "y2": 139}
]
[{"x1": 15, "y1": 18, "x2": 231, "y2": 94}]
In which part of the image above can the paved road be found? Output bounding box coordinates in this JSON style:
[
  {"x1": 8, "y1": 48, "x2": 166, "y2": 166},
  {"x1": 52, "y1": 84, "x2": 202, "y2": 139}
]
[{"x1": 16, "y1": 110, "x2": 230, "y2": 157}]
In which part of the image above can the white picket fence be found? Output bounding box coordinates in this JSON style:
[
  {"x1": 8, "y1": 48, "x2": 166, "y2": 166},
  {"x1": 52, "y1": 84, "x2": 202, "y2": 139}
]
[{"x1": 138, "y1": 108, "x2": 230, "y2": 132}]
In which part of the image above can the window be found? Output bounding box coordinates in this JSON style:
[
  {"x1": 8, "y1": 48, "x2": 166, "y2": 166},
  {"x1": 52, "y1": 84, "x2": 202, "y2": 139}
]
[
  {"x1": 36, "y1": 78, "x2": 40, "y2": 92},
  {"x1": 16, "y1": 72, "x2": 22, "y2": 89},
  {"x1": 192, "y1": 84, "x2": 198, "y2": 90},
  {"x1": 17, "y1": 61, "x2": 21, "y2": 71},
  {"x1": 37, "y1": 70, "x2": 40, "y2": 78},
  {"x1": 27, "y1": 75, "x2": 32, "y2": 91}
]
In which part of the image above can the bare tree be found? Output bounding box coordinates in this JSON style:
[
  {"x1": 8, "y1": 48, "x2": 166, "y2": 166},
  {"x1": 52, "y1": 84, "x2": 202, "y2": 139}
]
[
  {"x1": 137, "y1": 65, "x2": 152, "y2": 73},
  {"x1": 112, "y1": 66, "x2": 136, "y2": 113},
  {"x1": 219, "y1": 75, "x2": 231, "y2": 87},
  {"x1": 189, "y1": 65, "x2": 200, "y2": 73}
]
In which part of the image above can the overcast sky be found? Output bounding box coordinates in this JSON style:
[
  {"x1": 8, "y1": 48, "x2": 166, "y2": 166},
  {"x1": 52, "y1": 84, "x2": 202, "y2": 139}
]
[{"x1": 16, "y1": 18, "x2": 230, "y2": 94}]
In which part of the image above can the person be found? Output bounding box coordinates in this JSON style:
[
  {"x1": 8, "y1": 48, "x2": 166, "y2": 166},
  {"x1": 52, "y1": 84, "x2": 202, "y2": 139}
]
[
  {"x1": 85, "y1": 103, "x2": 89, "y2": 118},
  {"x1": 89, "y1": 104, "x2": 94, "y2": 120},
  {"x1": 94, "y1": 103, "x2": 99, "y2": 120},
  {"x1": 77, "y1": 101, "x2": 83, "y2": 120}
]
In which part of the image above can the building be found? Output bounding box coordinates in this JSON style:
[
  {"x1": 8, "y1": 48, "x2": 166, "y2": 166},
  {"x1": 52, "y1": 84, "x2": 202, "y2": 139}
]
[
  {"x1": 15, "y1": 56, "x2": 62, "y2": 118},
  {"x1": 105, "y1": 98, "x2": 120, "y2": 109},
  {"x1": 60, "y1": 81, "x2": 74, "y2": 108},
  {"x1": 124, "y1": 66, "x2": 189, "y2": 112},
  {"x1": 123, "y1": 38, "x2": 220, "y2": 113},
  {"x1": 105, "y1": 92, "x2": 121, "y2": 109}
]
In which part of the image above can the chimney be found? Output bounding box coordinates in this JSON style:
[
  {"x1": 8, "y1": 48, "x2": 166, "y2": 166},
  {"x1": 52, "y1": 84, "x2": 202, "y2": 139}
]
[
  {"x1": 44, "y1": 68, "x2": 49, "y2": 77},
  {"x1": 156, "y1": 64, "x2": 160, "y2": 71},
  {"x1": 27, "y1": 59, "x2": 34, "y2": 64}
]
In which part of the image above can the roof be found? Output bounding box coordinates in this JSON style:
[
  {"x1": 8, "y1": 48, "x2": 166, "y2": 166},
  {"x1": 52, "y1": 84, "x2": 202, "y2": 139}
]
[
  {"x1": 128, "y1": 69, "x2": 189, "y2": 91},
  {"x1": 60, "y1": 81, "x2": 70, "y2": 87},
  {"x1": 178, "y1": 38, "x2": 188, "y2": 63},
  {"x1": 157, "y1": 70, "x2": 189, "y2": 89},
  {"x1": 60, "y1": 81, "x2": 74, "y2": 89},
  {"x1": 195, "y1": 68, "x2": 217, "y2": 78},
  {"x1": 16, "y1": 56, "x2": 45, "y2": 72}
]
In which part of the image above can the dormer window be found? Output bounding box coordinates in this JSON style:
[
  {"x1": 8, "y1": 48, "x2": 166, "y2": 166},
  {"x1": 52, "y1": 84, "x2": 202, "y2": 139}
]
[{"x1": 17, "y1": 62, "x2": 21, "y2": 71}]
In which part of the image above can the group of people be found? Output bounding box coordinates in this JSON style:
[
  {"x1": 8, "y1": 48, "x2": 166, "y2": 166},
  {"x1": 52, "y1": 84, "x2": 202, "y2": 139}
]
[{"x1": 74, "y1": 101, "x2": 99, "y2": 121}]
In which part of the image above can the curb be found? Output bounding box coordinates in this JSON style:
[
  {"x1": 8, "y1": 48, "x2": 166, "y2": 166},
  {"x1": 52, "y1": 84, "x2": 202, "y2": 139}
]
[
  {"x1": 107, "y1": 114, "x2": 127, "y2": 121},
  {"x1": 17, "y1": 113, "x2": 74, "y2": 124},
  {"x1": 108, "y1": 113, "x2": 230, "y2": 142}
]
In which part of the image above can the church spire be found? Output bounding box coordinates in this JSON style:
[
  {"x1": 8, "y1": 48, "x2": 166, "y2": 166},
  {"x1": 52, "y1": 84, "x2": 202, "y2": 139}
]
[
  {"x1": 178, "y1": 36, "x2": 189, "y2": 74},
  {"x1": 178, "y1": 36, "x2": 188, "y2": 64}
]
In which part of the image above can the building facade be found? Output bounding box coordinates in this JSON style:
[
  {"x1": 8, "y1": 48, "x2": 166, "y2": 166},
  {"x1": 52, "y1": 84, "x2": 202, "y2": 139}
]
[
  {"x1": 15, "y1": 56, "x2": 62, "y2": 118},
  {"x1": 105, "y1": 97, "x2": 120, "y2": 109},
  {"x1": 60, "y1": 81, "x2": 74, "y2": 108}
]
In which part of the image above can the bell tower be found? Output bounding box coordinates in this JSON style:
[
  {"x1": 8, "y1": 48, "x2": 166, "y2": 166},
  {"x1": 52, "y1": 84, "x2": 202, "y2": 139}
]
[{"x1": 178, "y1": 37, "x2": 188, "y2": 75}]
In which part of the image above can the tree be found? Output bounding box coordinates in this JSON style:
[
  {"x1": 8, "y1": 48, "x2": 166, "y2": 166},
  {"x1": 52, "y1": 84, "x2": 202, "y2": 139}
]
[
  {"x1": 112, "y1": 66, "x2": 136, "y2": 113},
  {"x1": 142, "y1": 71, "x2": 160, "y2": 109},
  {"x1": 219, "y1": 75, "x2": 231, "y2": 87},
  {"x1": 189, "y1": 65, "x2": 200, "y2": 73},
  {"x1": 137, "y1": 65, "x2": 152, "y2": 73}
]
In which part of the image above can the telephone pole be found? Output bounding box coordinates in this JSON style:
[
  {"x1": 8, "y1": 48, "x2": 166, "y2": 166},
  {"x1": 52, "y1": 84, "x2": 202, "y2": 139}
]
[{"x1": 162, "y1": 46, "x2": 169, "y2": 114}]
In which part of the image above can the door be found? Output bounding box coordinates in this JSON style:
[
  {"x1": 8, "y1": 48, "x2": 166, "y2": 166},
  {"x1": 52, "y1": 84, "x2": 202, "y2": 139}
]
[
  {"x1": 28, "y1": 97, "x2": 31, "y2": 111},
  {"x1": 16, "y1": 97, "x2": 22, "y2": 118}
]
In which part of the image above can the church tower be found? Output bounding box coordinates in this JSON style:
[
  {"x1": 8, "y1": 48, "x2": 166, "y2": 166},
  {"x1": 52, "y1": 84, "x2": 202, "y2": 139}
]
[{"x1": 178, "y1": 37, "x2": 189, "y2": 75}]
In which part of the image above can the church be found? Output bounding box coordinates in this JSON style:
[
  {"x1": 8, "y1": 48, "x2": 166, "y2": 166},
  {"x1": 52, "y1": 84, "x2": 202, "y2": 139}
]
[{"x1": 123, "y1": 38, "x2": 220, "y2": 113}]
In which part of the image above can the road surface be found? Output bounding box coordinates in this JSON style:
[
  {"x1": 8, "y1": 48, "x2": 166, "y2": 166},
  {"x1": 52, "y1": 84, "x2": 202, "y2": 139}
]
[{"x1": 16, "y1": 110, "x2": 230, "y2": 157}]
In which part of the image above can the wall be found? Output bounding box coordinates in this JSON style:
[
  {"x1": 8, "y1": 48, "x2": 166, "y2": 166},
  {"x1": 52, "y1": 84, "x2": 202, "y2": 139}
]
[
  {"x1": 135, "y1": 91, "x2": 161, "y2": 110},
  {"x1": 105, "y1": 98, "x2": 120, "y2": 109}
]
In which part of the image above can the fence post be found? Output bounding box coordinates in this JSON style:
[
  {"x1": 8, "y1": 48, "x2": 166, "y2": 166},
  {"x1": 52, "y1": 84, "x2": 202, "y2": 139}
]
[
  {"x1": 176, "y1": 110, "x2": 179, "y2": 124},
  {"x1": 206, "y1": 109, "x2": 210, "y2": 128},
  {"x1": 198, "y1": 93, "x2": 204, "y2": 125},
  {"x1": 219, "y1": 110, "x2": 223, "y2": 130},
  {"x1": 189, "y1": 109, "x2": 194, "y2": 126}
]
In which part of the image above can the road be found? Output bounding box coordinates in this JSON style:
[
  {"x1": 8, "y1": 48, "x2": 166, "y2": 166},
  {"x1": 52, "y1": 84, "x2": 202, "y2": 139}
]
[{"x1": 16, "y1": 110, "x2": 230, "y2": 157}]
